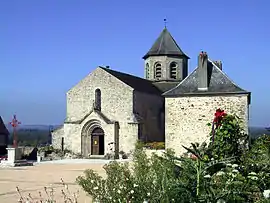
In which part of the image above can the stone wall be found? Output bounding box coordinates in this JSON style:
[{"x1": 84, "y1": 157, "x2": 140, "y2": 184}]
[
  {"x1": 165, "y1": 94, "x2": 249, "y2": 156},
  {"x1": 118, "y1": 123, "x2": 138, "y2": 154},
  {"x1": 20, "y1": 146, "x2": 35, "y2": 156},
  {"x1": 64, "y1": 123, "x2": 81, "y2": 154},
  {"x1": 51, "y1": 126, "x2": 64, "y2": 149},
  {"x1": 62, "y1": 67, "x2": 140, "y2": 156},
  {"x1": 66, "y1": 67, "x2": 133, "y2": 123},
  {"x1": 133, "y1": 91, "x2": 164, "y2": 142}
]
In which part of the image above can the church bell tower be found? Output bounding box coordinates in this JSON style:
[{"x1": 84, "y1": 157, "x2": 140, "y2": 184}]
[{"x1": 143, "y1": 27, "x2": 189, "y2": 83}]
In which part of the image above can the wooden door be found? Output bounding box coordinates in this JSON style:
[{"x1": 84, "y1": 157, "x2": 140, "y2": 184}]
[{"x1": 91, "y1": 135, "x2": 99, "y2": 155}]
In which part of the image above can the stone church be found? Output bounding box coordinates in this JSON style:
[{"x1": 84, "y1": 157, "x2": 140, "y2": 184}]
[
  {"x1": 0, "y1": 116, "x2": 9, "y2": 155},
  {"x1": 52, "y1": 27, "x2": 251, "y2": 157}
]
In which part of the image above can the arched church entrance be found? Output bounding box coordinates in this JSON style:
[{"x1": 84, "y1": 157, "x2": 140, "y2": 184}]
[
  {"x1": 91, "y1": 127, "x2": 105, "y2": 155},
  {"x1": 81, "y1": 120, "x2": 105, "y2": 157}
]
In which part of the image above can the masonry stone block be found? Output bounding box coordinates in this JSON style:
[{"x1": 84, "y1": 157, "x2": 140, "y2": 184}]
[{"x1": 165, "y1": 95, "x2": 249, "y2": 156}]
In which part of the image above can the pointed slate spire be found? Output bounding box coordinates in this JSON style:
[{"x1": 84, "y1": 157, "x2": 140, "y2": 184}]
[
  {"x1": 143, "y1": 28, "x2": 189, "y2": 60},
  {"x1": 0, "y1": 116, "x2": 9, "y2": 135}
]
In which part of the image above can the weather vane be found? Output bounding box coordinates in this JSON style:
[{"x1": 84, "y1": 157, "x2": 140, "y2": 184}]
[
  {"x1": 9, "y1": 114, "x2": 21, "y2": 148},
  {"x1": 164, "y1": 18, "x2": 167, "y2": 28}
]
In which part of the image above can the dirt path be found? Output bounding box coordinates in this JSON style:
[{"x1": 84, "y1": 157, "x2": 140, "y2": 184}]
[{"x1": 0, "y1": 163, "x2": 106, "y2": 203}]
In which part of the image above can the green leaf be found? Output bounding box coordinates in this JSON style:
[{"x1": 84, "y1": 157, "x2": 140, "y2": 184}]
[{"x1": 182, "y1": 145, "x2": 197, "y2": 156}]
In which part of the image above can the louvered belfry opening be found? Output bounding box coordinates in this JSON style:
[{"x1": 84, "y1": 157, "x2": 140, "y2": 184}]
[
  {"x1": 170, "y1": 62, "x2": 177, "y2": 79},
  {"x1": 155, "y1": 63, "x2": 162, "y2": 79}
]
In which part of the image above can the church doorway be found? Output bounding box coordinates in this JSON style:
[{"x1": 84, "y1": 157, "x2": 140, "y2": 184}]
[{"x1": 91, "y1": 127, "x2": 104, "y2": 155}]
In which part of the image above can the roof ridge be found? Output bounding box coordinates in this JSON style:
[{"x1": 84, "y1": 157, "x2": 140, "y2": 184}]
[
  {"x1": 163, "y1": 59, "x2": 249, "y2": 96},
  {"x1": 157, "y1": 32, "x2": 164, "y2": 54},
  {"x1": 99, "y1": 66, "x2": 150, "y2": 82},
  {"x1": 99, "y1": 67, "x2": 162, "y2": 95},
  {"x1": 163, "y1": 66, "x2": 198, "y2": 95},
  {"x1": 167, "y1": 30, "x2": 186, "y2": 55},
  {"x1": 208, "y1": 59, "x2": 248, "y2": 92}
]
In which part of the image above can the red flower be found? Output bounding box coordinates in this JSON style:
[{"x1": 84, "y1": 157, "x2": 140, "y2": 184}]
[
  {"x1": 190, "y1": 154, "x2": 198, "y2": 160},
  {"x1": 211, "y1": 109, "x2": 227, "y2": 143},
  {"x1": 214, "y1": 108, "x2": 227, "y2": 124}
]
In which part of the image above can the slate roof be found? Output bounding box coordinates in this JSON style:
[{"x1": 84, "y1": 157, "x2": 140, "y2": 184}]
[
  {"x1": 153, "y1": 81, "x2": 179, "y2": 93},
  {"x1": 143, "y1": 28, "x2": 189, "y2": 59},
  {"x1": 0, "y1": 117, "x2": 8, "y2": 134},
  {"x1": 163, "y1": 60, "x2": 250, "y2": 97},
  {"x1": 100, "y1": 67, "x2": 162, "y2": 95}
]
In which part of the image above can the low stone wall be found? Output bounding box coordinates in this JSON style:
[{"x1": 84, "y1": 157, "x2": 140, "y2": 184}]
[
  {"x1": 20, "y1": 146, "x2": 35, "y2": 156},
  {"x1": 144, "y1": 148, "x2": 165, "y2": 157}
]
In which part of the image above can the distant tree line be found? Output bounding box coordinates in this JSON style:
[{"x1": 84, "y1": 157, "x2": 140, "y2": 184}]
[{"x1": 8, "y1": 129, "x2": 52, "y2": 146}]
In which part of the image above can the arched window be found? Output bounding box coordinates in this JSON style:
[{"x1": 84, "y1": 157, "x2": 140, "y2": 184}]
[
  {"x1": 94, "y1": 89, "x2": 101, "y2": 111},
  {"x1": 145, "y1": 63, "x2": 150, "y2": 79},
  {"x1": 170, "y1": 62, "x2": 177, "y2": 79},
  {"x1": 154, "y1": 63, "x2": 162, "y2": 79}
]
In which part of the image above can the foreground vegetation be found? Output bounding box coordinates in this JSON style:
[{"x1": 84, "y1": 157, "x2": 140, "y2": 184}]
[
  {"x1": 77, "y1": 109, "x2": 270, "y2": 202},
  {"x1": 16, "y1": 109, "x2": 270, "y2": 202}
]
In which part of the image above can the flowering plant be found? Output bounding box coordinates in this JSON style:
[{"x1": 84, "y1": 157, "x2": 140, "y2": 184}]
[
  {"x1": 207, "y1": 109, "x2": 248, "y2": 161},
  {"x1": 76, "y1": 109, "x2": 270, "y2": 202},
  {"x1": 77, "y1": 143, "x2": 189, "y2": 202}
]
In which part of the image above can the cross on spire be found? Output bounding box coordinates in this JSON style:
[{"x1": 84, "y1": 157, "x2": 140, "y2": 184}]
[{"x1": 164, "y1": 18, "x2": 167, "y2": 28}]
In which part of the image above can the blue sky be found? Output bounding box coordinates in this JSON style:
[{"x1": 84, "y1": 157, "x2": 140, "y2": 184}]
[{"x1": 0, "y1": 0, "x2": 269, "y2": 126}]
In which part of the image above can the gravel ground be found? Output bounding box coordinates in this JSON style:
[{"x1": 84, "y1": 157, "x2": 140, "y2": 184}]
[
  {"x1": 34, "y1": 158, "x2": 131, "y2": 165},
  {"x1": 0, "y1": 159, "x2": 131, "y2": 203}
]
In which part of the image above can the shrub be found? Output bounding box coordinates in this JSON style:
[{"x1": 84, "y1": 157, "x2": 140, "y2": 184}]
[
  {"x1": 182, "y1": 109, "x2": 270, "y2": 202},
  {"x1": 206, "y1": 109, "x2": 249, "y2": 161},
  {"x1": 77, "y1": 143, "x2": 192, "y2": 202},
  {"x1": 17, "y1": 178, "x2": 79, "y2": 203},
  {"x1": 76, "y1": 109, "x2": 270, "y2": 202},
  {"x1": 242, "y1": 134, "x2": 270, "y2": 191},
  {"x1": 144, "y1": 141, "x2": 165, "y2": 150},
  {"x1": 38, "y1": 145, "x2": 72, "y2": 158}
]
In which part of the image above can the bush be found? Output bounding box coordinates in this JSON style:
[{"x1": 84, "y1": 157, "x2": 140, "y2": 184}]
[
  {"x1": 144, "y1": 141, "x2": 165, "y2": 150},
  {"x1": 38, "y1": 145, "x2": 72, "y2": 158},
  {"x1": 77, "y1": 143, "x2": 192, "y2": 202},
  {"x1": 76, "y1": 109, "x2": 270, "y2": 202},
  {"x1": 182, "y1": 109, "x2": 270, "y2": 202},
  {"x1": 206, "y1": 109, "x2": 249, "y2": 161}
]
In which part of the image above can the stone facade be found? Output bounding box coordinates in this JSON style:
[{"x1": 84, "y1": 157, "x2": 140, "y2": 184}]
[
  {"x1": 52, "y1": 67, "x2": 164, "y2": 157},
  {"x1": 66, "y1": 68, "x2": 133, "y2": 123},
  {"x1": 51, "y1": 126, "x2": 64, "y2": 149},
  {"x1": 52, "y1": 27, "x2": 251, "y2": 158},
  {"x1": 165, "y1": 95, "x2": 249, "y2": 156},
  {"x1": 63, "y1": 67, "x2": 136, "y2": 156}
]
